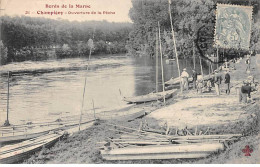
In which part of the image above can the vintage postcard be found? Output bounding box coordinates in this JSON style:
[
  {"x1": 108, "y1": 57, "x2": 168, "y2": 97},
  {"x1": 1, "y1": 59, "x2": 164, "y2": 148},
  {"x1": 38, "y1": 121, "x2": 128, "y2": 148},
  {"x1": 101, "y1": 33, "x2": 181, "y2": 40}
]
[{"x1": 0, "y1": 0, "x2": 259, "y2": 164}]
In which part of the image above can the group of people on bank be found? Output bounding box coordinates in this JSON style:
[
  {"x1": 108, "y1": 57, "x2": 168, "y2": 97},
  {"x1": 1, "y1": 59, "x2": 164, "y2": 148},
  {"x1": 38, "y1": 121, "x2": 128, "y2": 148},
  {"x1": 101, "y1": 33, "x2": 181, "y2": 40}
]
[
  {"x1": 179, "y1": 56, "x2": 257, "y2": 104},
  {"x1": 180, "y1": 68, "x2": 231, "y2": 96}
]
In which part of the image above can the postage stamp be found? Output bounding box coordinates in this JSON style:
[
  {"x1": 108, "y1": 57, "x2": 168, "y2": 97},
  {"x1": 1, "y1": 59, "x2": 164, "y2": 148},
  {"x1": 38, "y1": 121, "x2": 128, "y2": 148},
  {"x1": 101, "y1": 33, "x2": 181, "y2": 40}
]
[{"x1": 214, "y1": 4, "x2": 253, "y2": 50}]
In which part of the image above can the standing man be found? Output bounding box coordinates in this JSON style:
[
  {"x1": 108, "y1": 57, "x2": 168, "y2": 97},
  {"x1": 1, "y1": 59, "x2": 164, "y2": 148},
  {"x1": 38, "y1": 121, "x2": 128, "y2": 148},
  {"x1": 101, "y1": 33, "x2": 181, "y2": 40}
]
[
  {"x1": 239, "y1": 81, "x2": 252, "y2": 103},
  {"x1": 192, "y1": 69, "x2": 198, "y2": 90},
  {"x1": 214, "y1": 70, "x2": 222, "y2": 95},
  {"x1": 224, "y1": 71, "x2": 231, "y2": 94},
  {"x1": 181, "y1": 68, "x2": 189, "y2": 91},
  {"x1": 245, "y1": 54, "x2": 251, "y2": 72}
]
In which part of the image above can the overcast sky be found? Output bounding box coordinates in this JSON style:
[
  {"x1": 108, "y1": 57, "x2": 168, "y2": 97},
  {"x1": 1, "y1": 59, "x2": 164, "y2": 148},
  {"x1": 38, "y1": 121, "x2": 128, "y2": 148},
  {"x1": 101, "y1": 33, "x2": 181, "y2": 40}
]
[{"x1": 0, "y1": 0, "x2": 133, "y2": 22}]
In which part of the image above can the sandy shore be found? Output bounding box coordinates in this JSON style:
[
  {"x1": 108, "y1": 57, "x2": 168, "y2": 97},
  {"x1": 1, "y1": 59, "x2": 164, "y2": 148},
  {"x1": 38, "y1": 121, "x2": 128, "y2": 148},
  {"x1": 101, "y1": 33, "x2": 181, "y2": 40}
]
[{"x1": 24, "y1": 55, "x2": 260, "y2": 164}]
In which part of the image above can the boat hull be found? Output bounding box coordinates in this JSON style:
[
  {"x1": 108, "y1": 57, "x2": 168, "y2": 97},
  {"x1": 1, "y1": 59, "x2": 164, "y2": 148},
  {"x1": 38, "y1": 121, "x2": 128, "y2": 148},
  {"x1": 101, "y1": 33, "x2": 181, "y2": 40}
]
[
  {"x1": 0, "y1": 119, "x2": 94, "y2": 144},
  {"x1": 123, "y1": 89, "x2": 177, "y2": 103},
  {"x1": 165, "y1": 73, "x2": 223, "y2": 86},
  {"x1": 0, "y1": 133, "x2": 63, "y2": 164},
  {"x1": 165, "y1": 77, "x2": 193, "y2": 86}
]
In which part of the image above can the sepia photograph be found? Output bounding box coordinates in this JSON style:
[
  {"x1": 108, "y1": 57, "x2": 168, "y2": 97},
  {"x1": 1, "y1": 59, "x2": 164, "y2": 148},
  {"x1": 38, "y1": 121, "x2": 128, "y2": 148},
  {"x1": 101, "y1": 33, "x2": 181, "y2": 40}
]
[{"x1": 0, "y1": 0, "x2": 259, "y2": 164}]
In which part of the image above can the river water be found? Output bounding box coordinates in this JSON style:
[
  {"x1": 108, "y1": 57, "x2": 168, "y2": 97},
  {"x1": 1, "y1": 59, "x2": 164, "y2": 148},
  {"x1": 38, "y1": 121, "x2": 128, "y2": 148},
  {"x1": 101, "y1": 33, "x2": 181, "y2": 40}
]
[{"x1": 0, "y1": 55, "x2": 213, "y2": 125}]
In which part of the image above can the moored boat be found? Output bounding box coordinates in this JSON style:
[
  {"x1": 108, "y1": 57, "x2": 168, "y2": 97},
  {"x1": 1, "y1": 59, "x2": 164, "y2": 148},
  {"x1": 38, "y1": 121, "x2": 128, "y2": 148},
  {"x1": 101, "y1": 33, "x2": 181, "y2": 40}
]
[
  {"x1": 165, "y1": 77, "x2": 193, "y2": 86},
  {"x1": 165, "y1": 73, "x2": 223, "y2": 86},
  {"x1": 0, "y1": 132, "x2": 64, "y2": 164},
  {"x1": 0, "y1": 118, "x2": 95, "y2": 144},
  {"x1": 123, "y1": 89, "x2": 177, "y2": 103}
]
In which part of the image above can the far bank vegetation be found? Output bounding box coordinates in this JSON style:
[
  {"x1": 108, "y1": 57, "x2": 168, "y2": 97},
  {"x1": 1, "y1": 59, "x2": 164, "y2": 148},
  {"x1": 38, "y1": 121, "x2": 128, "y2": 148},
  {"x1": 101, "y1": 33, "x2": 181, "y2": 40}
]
[{"x1": 0, "y1": 16, "x2": 132, "y2": 65}]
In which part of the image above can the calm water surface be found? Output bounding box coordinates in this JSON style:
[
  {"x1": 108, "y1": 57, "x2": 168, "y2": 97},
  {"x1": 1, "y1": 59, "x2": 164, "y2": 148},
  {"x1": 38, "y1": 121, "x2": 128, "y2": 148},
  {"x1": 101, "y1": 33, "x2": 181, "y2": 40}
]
[{"x1": 0, "y1": 55, "x2": 212, "y2": 125}]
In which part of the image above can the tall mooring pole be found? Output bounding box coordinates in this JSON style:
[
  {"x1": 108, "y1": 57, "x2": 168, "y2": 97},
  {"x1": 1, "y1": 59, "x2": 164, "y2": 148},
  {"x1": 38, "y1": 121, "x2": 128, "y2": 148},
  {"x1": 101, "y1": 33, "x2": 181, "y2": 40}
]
[
  {"x1": 168, "y1": 0, "x2": 182, "y2": 93},
  {"x1": 5, "y1": 71, "x2": 10, "y2": 126},
  {"x1": 158, "y1": 22, "x2": 166, "y2": 104}
]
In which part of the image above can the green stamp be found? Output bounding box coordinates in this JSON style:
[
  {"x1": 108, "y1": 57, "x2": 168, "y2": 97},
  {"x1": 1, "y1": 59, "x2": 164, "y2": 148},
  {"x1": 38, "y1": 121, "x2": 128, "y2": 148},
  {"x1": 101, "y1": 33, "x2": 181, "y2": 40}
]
[{"x1": 214, "y1": 4, "x2": 253, "y2": 50}]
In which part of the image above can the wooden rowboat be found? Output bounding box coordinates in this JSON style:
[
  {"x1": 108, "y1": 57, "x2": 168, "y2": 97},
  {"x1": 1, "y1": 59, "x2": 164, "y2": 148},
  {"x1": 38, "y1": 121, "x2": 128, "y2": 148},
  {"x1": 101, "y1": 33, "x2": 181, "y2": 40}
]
[
  {"x1": 101, "y1": 142, "x2": 224, "y2": 160},
  {"x1": 165, "y1": 73, "x2": 223, "y2": 86},
  {"x1": 165, "y1": 77, "x2": 193, "y2": 86},
  {"x1": 196, "y1": 73, "x2": 221, "y2": 82},
  {"x1": 0, "y1": 119, "x2": 94, "y2": 144},
  {"x1": 0, "y1": 114, "x2": 90, "y2": 132},
  {"x1": 123, "y1": 89, "x2": 177, "y2": 103},
  {"x1": 0, "y1": 124, "x2": 62, "y2": 144},
  {"x1": 0, "y1": 132, "x2": 63, "y2": 164},
  {"x1": 0, "y1": 120, "x2": 96, "y2": 164}
]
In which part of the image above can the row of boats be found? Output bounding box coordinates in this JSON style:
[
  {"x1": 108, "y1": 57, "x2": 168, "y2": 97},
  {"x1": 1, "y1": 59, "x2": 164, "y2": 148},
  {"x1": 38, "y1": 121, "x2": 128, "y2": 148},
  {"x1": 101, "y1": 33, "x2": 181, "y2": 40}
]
[{"x1": 0, "y1": 116, "x2": 95, "y2": 163}]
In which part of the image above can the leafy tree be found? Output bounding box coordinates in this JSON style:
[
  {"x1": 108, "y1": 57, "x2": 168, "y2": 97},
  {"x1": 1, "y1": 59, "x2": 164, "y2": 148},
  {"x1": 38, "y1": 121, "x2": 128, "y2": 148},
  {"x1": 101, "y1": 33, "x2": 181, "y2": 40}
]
[
  {"x1": 127, "y1": 0, "x2": 260, "y2": 59},
  {"x1": 0, "y1": 40, "x2": 8, "y2": 64}
]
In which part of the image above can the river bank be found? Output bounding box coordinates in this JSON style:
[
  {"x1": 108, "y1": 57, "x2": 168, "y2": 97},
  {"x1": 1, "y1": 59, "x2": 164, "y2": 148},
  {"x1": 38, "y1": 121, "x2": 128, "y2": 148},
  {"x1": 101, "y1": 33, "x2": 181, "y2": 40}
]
[{"x1": 24, "y1": 55, "x2": 260, "y2": 164}]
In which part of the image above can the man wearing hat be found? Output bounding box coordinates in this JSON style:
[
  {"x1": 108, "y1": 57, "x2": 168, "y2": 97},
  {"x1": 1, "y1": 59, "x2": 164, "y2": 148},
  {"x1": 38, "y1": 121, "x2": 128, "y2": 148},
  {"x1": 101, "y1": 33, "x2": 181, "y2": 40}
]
[
  {"x1": 181, "y1": 68, "x2": 189, "y2": 91},
  {"x1": 214, "y1": 70, "x2": 222, "y2": 95}
]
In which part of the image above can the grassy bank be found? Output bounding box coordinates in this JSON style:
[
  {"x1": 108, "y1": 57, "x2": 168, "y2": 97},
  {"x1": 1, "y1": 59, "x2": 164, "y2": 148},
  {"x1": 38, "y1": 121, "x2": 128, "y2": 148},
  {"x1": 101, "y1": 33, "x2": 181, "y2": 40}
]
[{"x1": 24, "y1": 55, "x2": 260, "y2": 164}]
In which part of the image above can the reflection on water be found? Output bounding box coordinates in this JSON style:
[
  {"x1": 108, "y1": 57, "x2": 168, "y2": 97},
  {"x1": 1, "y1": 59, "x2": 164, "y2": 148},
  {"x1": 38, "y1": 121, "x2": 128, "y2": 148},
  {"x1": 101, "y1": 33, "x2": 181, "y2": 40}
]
[{"x1": 0, "y1": 55, "x2": 213, "y2": 125}]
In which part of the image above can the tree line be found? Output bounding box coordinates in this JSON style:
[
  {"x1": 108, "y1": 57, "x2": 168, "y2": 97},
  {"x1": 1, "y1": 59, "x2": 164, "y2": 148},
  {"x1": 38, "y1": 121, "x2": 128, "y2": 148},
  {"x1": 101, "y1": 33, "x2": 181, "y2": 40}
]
[
  {"x1": 126, "y1": 0, "x2": 260, "y2": 60},
  {"x1": 0, "y1": 16, "x2": 132, "y2": 65}
]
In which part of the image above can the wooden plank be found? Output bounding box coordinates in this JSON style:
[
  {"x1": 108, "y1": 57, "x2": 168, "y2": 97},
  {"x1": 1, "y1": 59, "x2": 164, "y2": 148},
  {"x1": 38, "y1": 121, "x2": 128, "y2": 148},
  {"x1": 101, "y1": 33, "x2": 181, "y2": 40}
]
[
  {"x1": 108, "y1": 129, "x2": 145, "y2": 138},
  {"x1": 142, "y1": 128, "x2": 165, "y2": 134},
  {"x1": 105, "y1": 123, "x2": 168, "y2": 139},
  {"x1": 111, "y1": 141, "x2": 170, "y2": 145},
  {"x1": 102, "y1": 152, "x2": 211, "y2": 160},
  {"x1": 111, "y1": 139, "x2": 169, "y2": 142},
  {"x1": 111, "y1": 138, "x2": 232, "y2": 144},
  {"x1": 101, "y1": 143, "x2": 224, "y2": 155},
  {"x1": 169, "y1": 134, "x2": 242, "y2": 140},
  {"x1": 108, "y1": 123, "x2": 242, "y2": 141}
]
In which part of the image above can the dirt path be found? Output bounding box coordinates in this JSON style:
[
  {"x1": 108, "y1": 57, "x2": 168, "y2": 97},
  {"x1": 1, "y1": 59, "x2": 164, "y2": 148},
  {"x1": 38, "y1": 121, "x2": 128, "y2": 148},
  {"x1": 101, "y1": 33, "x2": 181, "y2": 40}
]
[{"x1": 147, "y1": 95, "x2": 246, "y2": 129}]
